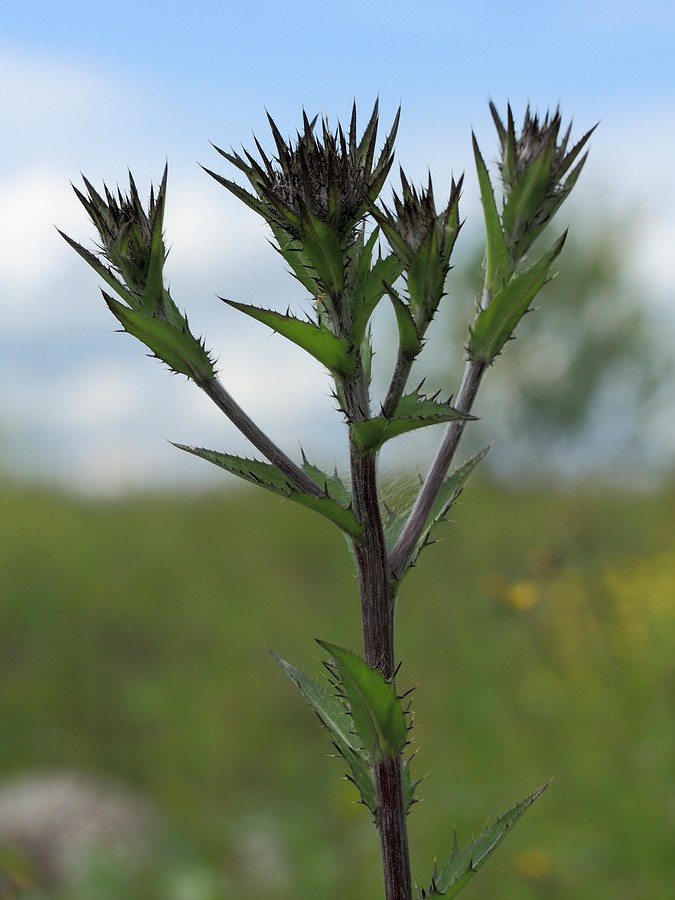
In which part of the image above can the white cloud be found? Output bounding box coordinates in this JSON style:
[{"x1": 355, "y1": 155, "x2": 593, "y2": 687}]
[
  {"x1": 0, "y1": 166, "x2": 81, "y2": 313},
  {"x1": 165, "y1": 176, "x2": 263, "y2": 274},
  {"x1": 0, "y1": 46, "x2": 102, "y2": 135},
  {"x1": 1, "y1": 45, "x2": 674, "y2": 490}
]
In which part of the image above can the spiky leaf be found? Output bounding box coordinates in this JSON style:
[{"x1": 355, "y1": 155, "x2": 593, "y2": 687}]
[
  {"x1": 271, "y1": 651, "x2": 377, "y2": 813},
  {"x1": 300, "y1": 214, "x2": 346, "y2": 294},
  {"x1": 141, "y1": 175, "x2": 169, "y2": 314},
  {"x1": 386, "y1": 285, "x2": 422, "y2": 358},
  {"x1": 175, "y1": 447, "x2": 361, "y2": 537},
  {"x1": 351, "y1": 243, "x2": 405, "y2": 345},
  {"x1": 502, "y1": 141, "x2": 556, "y2": 241},
  {"x1": 406, "y1": 224, "x2": 444, "y2": 322},
  {"x1": 365, "y1": 251, "x2": 403, "y2": 312},
  {"x1": 58, "y1": 231, "x2": 139, "y2": 308},
  {"x1": 467, "y1": 233, "x2": 566, "y2": 366},
  {"x1": 222, "y1": 299, "x2": 356, "y2": 377},
  {"x1": 103, "y1": 294, "x2": 216, "y2": 381},
  {"x1": 299, "y1": 455, "x2": 352, "y2": 509},
  {"x1": 402, "y1": 756, "x2": 420, "y2": 813},
  {"x1": 386, "y1": 449, "x2": 488, "y2": 578},
  {"x1": 317, "y1": 641, "x2": 407, "y2": 762},
  {"x1": 472, "y1": 134, "x2": 509, "y2": 296},
  {"x1": 419, "y1": 783, "x2": 549, "y2": 897},
  {"x1": 201, "y1": 164, "x2": 274, "y2": 222},
  {"x1": 269, "y1": 222, "x2": 324, "y2": 296},
  {"x1": 351, "y1": 390, "x2": 474, "y2": 453}
]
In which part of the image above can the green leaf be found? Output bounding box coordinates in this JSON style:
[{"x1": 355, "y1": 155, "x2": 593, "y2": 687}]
[
  {"x1": 202, "y1": 165, "x2": 274, "y2": 224},
  {"x1": 386, "y1": 285, "x2": 422, "y2": 359},
  {"x1": 351, "y1": 244, "x2": 404, "y2": 346},
  {"x1": 344, "y1": 227, "x2": 377, "y2": 314},
  {"x1": 366, "y1": 250, "x2": 403, "y2": 309},
  {"x1": 420, "y1": 783, "x2": 549, "y2": 897},
  {"x1": 402, "y1": 756, "x2": 420, "y2": 813},
  {"x1": 271, "y1": 651, "x2": 377, "y2": 813},
  {"x1": 141, "y1": 165, "x2": 168, "y2": 316},
  {"x1": 222, "y1": 299, "x2": 356, "y2": 378},
  {"x1": 501, "y1": 136, "x2": 555, "y2": 244},
  {"x1": 58, "y1": 231, "x2": 138, "y2": 309},
  {"x1": 511, "y1": 150, "x2": 592, "y2": 260},
  {"x1": 351, "y1": 390, "x2": 474, "y2": 453},
  {"x1": 299, "y1": 455, "x2": 352, "y2": 509},
  {"x1": 347, "y1": 236, "x2": 403, "y2": 344},
  {"x1": 467, "y1": 233, "x2": 566, "y2": 366},
  {"x1": 269, "y1": 223, "x2": 323, "y2": 296},
  {"x1": 472, "y1": 134, "x2": 509, "y2": 296},
  {"x1": 174, "y1": 447, "x2": 361, "y2": 537},
  {"x1": 317, "y1": 641, "x2": 407, "y2": 762},
  {"x1": 386, "y1": 449, "x2": 488, "y2": 578},
  {"x1": 360, "y1": 327, "x2": 374, "y2": 387},
  {"x1": 103, "y1": 294, "x2": 216, "y2": 381},
  {"x1": 407, "y1": 226, "x2": 445, "y2": 324},
  {"x1": 300, "y1": 214, "x2": 345, "y2": 294}
]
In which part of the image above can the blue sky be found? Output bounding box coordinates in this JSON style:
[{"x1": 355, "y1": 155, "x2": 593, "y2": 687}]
[{"x1": 1, "y1": 1, "x2": 674, "y2": 491}]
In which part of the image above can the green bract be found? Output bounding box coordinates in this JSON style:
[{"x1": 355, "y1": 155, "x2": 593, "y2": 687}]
[
  {"x1": 370, "y1": 171, "x2": 463, "y2": 330},
  {"x1": 467, "y1": 233, "x2": 567, "y2": 366},
  {"x1": 491, "y1": 103, "x2": 595, "y2": 261}
]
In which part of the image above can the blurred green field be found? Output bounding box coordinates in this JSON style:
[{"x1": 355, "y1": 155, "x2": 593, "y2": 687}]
[{"x1": 1, "y1": 477, "x2": 673, "y2": 899}]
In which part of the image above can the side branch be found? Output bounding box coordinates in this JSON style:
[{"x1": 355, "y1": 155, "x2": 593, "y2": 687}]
[
  {"x1": 382, "y1": 351, "x2": 415, "y2": 420},
  {"x1": 199, "y1": 376, "x2": 324, "y2": 497},
  {"x1": 390, "y1": 359, "x2": 486, "y2": 579}
]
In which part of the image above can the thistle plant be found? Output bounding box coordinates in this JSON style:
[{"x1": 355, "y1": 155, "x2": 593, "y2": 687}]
[{"x1": 62, "y1": 100, "x2": 594, "y2": 899}]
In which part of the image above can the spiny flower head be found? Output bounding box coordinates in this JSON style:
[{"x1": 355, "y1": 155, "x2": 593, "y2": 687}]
[
  {"x1": 71, "y1": 167, "x2": 169, "y2": 310},
  {"x1": 489, "y1": 102, "x2": 596, "y2": 258},
  {"x1": 370, "y1": 169, "x2": 463, "y2": 326},
  {"x1": 206, "y1": 101, "x2": 400, "y2": 244},
  {"x1": 373, "y1": 168, "x2": 462, "y2": 266},
  {"x1": 61, "y1": 167, "x2": 216, "y2": 382}
]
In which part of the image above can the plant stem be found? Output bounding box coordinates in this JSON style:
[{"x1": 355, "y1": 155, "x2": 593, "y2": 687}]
[
  {"x1": 199, "y1": 375, "x2": 323, "y2": 496},
  {"x1": 375, "y1": 756, "x2": 413, "y2": 900},
  {"x1": 382, "y1": 350, "x2": 414, "y2": 420},
  {"x1": 390, "y1": 359, "x2": 486, "y2": 579},
  {"x1": 350, "y1": 447, "x2": 395, "y2": 673},
  {"x1": 345, "y1": 368, "x2": 413, "y2": 900}
]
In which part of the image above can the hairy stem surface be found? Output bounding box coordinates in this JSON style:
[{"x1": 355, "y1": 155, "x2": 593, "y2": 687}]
[
  {"x1": 199, "y1": 376, "x2": 323, "y2": 496},
  {"x1": 345, "y1": 368, "x2": 413, "y2": 900},
  {"x1": 390, "y1": 359, "x2": 486, "y2": 579}
]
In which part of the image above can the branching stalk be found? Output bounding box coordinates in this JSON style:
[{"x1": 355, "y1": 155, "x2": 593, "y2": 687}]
[
  {"x1": 344, "y1": 361, "x2": 413, "y2": 900},
  {"x1": 199, "y1": 375, "x2": 324, "y2": 497},
  {"x1": 382, "y1": 351, "x2": 416, "y2": 420},
  {"x1": 390, "y1": 359, "x2": 486, "y2": 579}
]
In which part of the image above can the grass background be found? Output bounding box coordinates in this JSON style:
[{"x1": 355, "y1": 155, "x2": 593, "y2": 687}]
[{"x1": 1, "y1": 475, "x2": 673, "y2": 898}]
